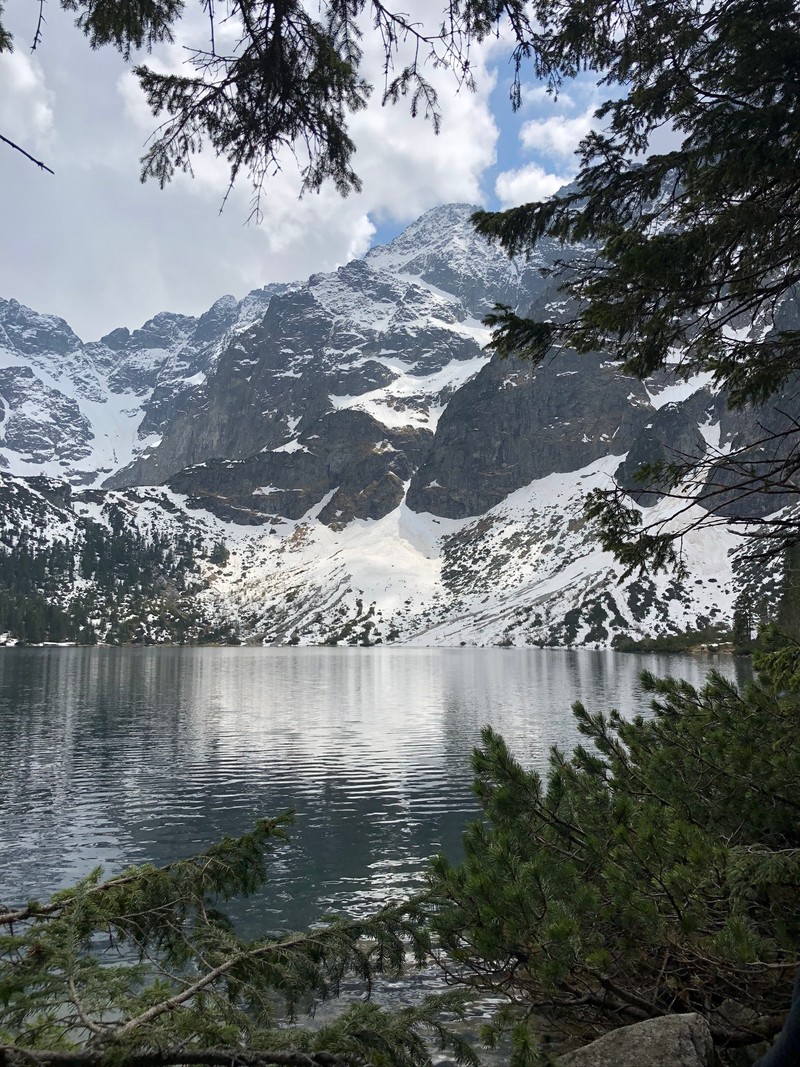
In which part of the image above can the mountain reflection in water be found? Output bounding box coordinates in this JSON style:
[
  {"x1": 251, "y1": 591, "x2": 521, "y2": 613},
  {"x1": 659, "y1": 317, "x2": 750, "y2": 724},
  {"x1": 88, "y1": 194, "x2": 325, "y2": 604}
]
[{"x1": 0, "y1": 647, "x2": 749, "y2": 934}]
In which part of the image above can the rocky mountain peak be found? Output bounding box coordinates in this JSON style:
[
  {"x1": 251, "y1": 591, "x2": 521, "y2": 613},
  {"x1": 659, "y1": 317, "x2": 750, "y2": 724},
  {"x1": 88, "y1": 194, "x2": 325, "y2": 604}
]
[
  {"x1": 364, "y1": 202, "x2": 554, "y2": 319},
  {"x1": 364, "y1": 203, "x2": 482, "y2": 271},
  {"x1": 0, "y1": 297, "x2": 84, "y2": 356}
]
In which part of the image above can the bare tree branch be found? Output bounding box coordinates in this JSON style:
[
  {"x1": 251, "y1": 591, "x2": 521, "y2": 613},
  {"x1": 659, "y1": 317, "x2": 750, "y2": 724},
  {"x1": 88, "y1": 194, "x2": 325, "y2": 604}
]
[
  {"x1": 0, "y1": 132, "x2": 53, "y2": 174},
  {"x1": 31, "y1": 0, "x2": 46, "y2": 51}
]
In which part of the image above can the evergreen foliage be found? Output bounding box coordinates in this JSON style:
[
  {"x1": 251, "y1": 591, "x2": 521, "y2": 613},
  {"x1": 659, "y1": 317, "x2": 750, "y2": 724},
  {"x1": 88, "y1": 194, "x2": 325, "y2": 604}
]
[
  {"x1": 209, "y1": 540, "x2": 230, "y2": 567},
  {"x1": 0, "y1": 511, "x2": 235, "y2": 645},
  {"x1": 2, "y1": 1, "x2": 799, "y2": 1061},
  {"x1": 0, "y1": 818, "x2": 477, "y2": 1067},
  {"x1": 426, "y1": 664, "x2": 800, "y2": 1064},
  {"x1": 732, "y1": 606, "x2": 753, "y2": 655},
  {"x1": 0, "y1": 0, "x2": 530, "y2": 212},
  {"x1": 611, "y1": 623, "x2": 730, "y2": 654},
  {"x1": 471, "y1": 0, "x2": 800, "y2": 566}
]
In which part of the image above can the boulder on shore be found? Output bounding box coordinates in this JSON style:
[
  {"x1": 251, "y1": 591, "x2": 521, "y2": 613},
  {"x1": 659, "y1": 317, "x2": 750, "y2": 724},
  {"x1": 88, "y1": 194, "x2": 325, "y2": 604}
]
[{"x1": 556, "y1": 1013, "x2": 714, "y2": 1067}]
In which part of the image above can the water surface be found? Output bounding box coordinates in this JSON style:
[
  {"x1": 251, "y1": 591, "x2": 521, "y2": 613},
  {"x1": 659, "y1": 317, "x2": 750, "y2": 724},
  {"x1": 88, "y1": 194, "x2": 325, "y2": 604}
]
[{"x1": 0, "y1": 647, "x2": 749, "y2": 930}]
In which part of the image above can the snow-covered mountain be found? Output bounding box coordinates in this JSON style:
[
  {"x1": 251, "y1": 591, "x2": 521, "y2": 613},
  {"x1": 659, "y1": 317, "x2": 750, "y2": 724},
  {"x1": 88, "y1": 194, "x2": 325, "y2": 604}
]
[
  {"x1": 0, "y1": 204, "x2": 793, "y2": 646},
  {"x1": 0, "y1": 285, "x2": 289, "y2": 484}
]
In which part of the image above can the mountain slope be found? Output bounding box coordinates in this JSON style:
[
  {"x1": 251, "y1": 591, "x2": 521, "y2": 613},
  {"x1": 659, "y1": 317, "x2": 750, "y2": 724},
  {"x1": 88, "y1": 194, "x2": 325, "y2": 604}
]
[
  {"x1": 0, "y1": 286, "x2": 287, "y2": 485},
  {"x1": 0, "y1": 459, "x2": 761, "y2": 649},
  {"x1": 0, "y1": 203, "x2": 794, "y2": 647}
]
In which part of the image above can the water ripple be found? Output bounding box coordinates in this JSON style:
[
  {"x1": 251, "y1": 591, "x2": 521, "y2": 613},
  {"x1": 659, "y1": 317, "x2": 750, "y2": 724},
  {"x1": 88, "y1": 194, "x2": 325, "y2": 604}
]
[{"x1": 0, "y1": 646, "x2": 748, "y2": 932}]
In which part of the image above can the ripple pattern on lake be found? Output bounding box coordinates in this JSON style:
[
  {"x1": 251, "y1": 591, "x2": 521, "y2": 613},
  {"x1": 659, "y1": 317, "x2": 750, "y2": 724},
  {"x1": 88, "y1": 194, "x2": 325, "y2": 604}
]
[{"x1": 0, "y1": 647, "x2": 750, "y2": 931}]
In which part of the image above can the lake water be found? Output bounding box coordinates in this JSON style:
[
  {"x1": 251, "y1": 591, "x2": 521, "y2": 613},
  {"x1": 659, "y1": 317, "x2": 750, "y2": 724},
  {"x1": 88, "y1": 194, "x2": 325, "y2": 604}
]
[{"x1": 0, "y1": 647, "x2": 751, "y2": 931}]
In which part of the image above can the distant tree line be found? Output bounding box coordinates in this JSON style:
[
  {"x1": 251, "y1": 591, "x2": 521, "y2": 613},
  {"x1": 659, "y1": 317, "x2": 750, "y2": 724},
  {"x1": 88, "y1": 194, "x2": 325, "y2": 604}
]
[{"x1": 0, "y1": 516, "x2": 229, "y2": 644}]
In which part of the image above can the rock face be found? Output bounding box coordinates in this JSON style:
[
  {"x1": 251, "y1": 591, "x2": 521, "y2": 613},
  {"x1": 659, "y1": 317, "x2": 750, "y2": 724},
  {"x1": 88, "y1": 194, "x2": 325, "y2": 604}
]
[
  {"x1": 106, "y1": 205, "x2": 537, "y2": 491},
  {"x1": 557, "y1": 1014, "x2": 714, "y2": 1067},
  {"x1": 169, "y1": 410, "x2": 432, "y2": 525},
  {"x1": 407, "y1": 352, "x2": 652, "y2": 518},
  {"x1": 0, "y1": 288, "x2": 285, "y2": 483},
  {"x1": 614, "y1": 397, "x2": 711, "y2": 501},
  {"x1": 0, "y1": 365, "x2": 92, "y2": 466},
  {"x1": 362, "y1": 200, "x2": 552, "y2": 316}
]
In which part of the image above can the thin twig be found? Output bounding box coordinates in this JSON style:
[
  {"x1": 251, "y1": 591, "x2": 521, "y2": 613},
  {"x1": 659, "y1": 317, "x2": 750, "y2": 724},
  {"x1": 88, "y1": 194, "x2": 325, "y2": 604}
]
[
  {"x1": 31, "y1": 0, "x2": 46, "y2": 51},
  {"x1": 67, "y1": 978, "x2": 109, "y2": 1038},
  {"x1": 0, "y1": 133, "x2": 54, "y2": 174}
]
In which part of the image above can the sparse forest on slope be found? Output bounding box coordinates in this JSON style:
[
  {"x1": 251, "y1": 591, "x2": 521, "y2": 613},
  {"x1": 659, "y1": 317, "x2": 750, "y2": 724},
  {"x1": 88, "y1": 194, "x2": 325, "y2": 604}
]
[{"x1": 0, "y1": 477, "x2": 237, "y2": 645}]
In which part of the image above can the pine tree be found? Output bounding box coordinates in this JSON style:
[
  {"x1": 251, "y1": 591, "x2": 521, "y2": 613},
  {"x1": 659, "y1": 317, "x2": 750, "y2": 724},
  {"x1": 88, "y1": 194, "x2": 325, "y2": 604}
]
[
  {"x1": 732, "y1": 603, "x2": 752, "y2": 655},
  {"x1": 0, "y1": 818, "x2": 478, "y2": 1067},
  {"x1": 209, "y1": 540, "x2": 230, "y2": 566},
  {"x1": 427, "y1": 663, "x2": 800, "y2": 1064},
  {"x1": 470, "y1": 0, "x2": 800, "y2": 566}
]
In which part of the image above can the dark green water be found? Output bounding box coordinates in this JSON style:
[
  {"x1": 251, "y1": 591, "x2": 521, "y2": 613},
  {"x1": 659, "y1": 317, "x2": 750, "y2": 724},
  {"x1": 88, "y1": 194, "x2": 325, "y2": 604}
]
[{"x1": 0, "y1": 647, "x2": 750, "y2": 930}]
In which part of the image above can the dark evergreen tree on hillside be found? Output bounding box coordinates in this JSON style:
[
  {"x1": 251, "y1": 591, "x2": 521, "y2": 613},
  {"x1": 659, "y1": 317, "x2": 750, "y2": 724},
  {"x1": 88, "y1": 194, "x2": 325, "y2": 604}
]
[
  {"x1": 470, "y1": 0, "x2": 800, "y2": 568},
  {"x1": 776, "y1": 543, "x2": 800, "y2": 639},
  {"x1": 210, "y1": 540, "x2": 230, "y2": 566}
]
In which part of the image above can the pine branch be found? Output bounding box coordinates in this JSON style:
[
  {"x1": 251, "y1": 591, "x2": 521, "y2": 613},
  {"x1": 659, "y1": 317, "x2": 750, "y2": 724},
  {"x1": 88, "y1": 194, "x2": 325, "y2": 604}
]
[
  {"x1": 0, "y1": 816, "x2": 291, "y2": 925},
  {"x1": 114, "y1": 930, "x2": 334, "y2": 1038},
  {"x1": 0, "y1": 1048, "x2": 362, "y2": 1067}
]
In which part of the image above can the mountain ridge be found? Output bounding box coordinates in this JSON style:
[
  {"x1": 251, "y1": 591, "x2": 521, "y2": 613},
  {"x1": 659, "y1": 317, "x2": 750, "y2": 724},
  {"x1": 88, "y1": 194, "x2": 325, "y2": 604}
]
[{"x1": 0, "y1": 203, "x2": 791, "y2": 647}]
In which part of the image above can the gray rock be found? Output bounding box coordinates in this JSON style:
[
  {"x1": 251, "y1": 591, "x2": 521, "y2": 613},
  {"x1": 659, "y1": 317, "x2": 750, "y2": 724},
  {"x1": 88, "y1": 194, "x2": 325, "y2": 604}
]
[
  {"x1": 167, "y1": 410, "x2": 432, "y2": 525},
  {"x1": 407, "y1": 351, "x2": 652, "y2": 519},
  {"x1": 557, "y1": 1014, "x2": 714, "y2": 1067},
  {"x1": 711, "y1": 382, "x2": 800, "y2": 518},
  {"x1": 108, "y1": 210, "x2": 517, "y2": 491},
  {"x1": 615, "y1": 400, "x2": 708, "y2": 502},
  {"x1": 0, "y1": 366, "x2": 93, "y2": 463}
]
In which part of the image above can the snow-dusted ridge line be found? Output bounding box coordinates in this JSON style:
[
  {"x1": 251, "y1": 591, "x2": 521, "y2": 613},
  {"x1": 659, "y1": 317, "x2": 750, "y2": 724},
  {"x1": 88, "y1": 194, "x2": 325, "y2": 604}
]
[{"x1": 0, "y1": 204, "x2": 515, "y2": 486}]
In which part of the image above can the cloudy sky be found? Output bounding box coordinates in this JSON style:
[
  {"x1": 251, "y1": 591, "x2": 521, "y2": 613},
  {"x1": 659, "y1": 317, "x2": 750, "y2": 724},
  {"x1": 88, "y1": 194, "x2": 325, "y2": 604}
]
[{"x1": 0, "y1": 1, "x2": 601, "y2": 341}]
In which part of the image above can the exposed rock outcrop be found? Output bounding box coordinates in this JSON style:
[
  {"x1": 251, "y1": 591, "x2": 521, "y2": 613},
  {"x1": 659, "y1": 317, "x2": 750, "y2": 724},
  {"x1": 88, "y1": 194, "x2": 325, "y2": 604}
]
[
  {"x1": 168, "y1": 410, "x2": 432, "y2": 526},
  {"x1": 407, "y1": 352, "x2": 651, "y2": 518},
  {"x1": 557, "y1": 1014, "x2": 714, "y2": 1067}
]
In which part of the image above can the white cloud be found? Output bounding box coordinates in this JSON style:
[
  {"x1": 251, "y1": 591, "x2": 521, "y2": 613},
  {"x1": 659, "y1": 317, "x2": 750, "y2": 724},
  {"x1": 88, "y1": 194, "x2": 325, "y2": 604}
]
[
  {"x1": 495, "y1": 162, "x2": 570, "y2": 207},
  {"x1": 0, "y1": 51, "x2": 54, "y2": 146},
  {"x1": 520, "y1": 105, "x2": 597, "y2": 159},
  {"x1": 237, "y1": 34, "x2": 499, "y2": 293},
  {"x1": 126, "y1": 2, "x2": 499, "y2": 219},
  {"x1": 118, "y1": 70, "x2": 154, "y2": 133},
  {"x1": 105, "y1": 4, "x2": 499, "y2": 322},
  {"x1": 0, "y1": 1, "x2": 503, "y2": 340},
  {"x1": 118, "y1": 0, "x2": 499, "y2": 219},
  {"x1": 519, "y1": 84, "x2": 575, "y2": 111}
]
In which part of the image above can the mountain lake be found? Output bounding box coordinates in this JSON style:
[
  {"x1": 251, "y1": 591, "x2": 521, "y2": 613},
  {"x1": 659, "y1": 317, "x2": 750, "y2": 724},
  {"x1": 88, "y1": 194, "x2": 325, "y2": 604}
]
[
  {"x1": 1, "y1": 646, "x2": 751, "y2": 922},
  {"x1": 0, "y1": 646, "x2": 755, "y2": 1059}
]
